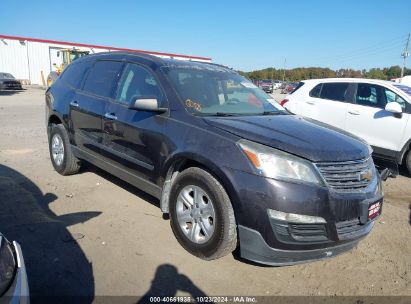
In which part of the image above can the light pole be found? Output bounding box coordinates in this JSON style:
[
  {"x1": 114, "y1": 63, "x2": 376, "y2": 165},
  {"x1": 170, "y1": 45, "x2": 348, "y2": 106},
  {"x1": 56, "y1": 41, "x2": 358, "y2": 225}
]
[
  {"x1": 401, "y1": 33, "x2": 410, "y2": 78},
  {"x1": 282, "y1": 58, "x2": 287, "y2": 82}
]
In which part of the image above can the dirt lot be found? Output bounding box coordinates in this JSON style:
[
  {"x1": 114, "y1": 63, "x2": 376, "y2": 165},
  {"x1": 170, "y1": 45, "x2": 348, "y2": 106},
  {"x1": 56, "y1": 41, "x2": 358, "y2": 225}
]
[{"x1": 0, "y1": 89, "x2": 410, "y2": 300}]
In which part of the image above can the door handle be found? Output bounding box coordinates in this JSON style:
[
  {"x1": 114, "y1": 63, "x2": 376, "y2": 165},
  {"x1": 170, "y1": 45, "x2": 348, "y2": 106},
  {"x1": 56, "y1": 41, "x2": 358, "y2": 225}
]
[
  {"x1": 70, "y1": 101, "x2": 79, "y2": 107},
  {"x1": 348, "y1": 110, "x2": 360, "y2": 115},
  {"x1": 306, "y1": 100, "x2": 315, "y2": 105},
  {"x1": 104, "y1": 113, "x2": 117, "y2": 120}
]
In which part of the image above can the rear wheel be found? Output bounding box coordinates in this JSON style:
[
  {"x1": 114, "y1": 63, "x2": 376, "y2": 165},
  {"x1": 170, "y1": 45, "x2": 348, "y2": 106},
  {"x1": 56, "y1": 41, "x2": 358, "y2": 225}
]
[
  {"x1": 49, "y1": 124, "x2": 81, "y2": 175},
  {"x1": 169, "y1": 167, "x2": 237, "y2": 260}
]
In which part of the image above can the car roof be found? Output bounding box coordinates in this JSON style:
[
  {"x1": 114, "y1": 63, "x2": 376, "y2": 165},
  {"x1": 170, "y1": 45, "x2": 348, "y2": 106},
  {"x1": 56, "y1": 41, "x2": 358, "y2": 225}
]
[
  {"x1": 76, "y1": 51, "x2": 233, "y2": 73},
  {"x1": 301, "y1": 77, "x2": 396, "y2": 86},
  {"x1": 297, "y1": 77, "x2": 411, "y2": 101}
]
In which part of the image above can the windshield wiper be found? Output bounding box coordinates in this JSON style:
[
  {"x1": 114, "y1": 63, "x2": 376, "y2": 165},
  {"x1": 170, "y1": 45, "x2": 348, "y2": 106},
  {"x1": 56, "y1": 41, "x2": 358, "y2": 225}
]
[
  {"x1": 261, "y1": 111, "x2": 283, "y2": 115},
  {"x1": 194, "y1": 112, "x2": 238, "y2": 117}
]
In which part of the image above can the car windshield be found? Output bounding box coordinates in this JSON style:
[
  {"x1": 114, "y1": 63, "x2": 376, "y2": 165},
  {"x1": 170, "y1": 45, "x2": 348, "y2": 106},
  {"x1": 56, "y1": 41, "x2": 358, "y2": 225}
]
[
  {"x1": 261, "y1": 80, "x2": 271, "y2": 83},
  {"x1": 393, "y1": 84, "x2": 411, "y2": 97},
  {"x1": 0, "y1": 73, "x2": 14, "y2": 79},
  {"x1": 163, "y1": 66, "x2": 285, "y2": 116}
]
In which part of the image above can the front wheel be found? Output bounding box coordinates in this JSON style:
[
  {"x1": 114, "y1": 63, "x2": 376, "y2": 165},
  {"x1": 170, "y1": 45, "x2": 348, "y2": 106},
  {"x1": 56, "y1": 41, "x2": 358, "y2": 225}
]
[
  {"x1": 406, "y1": 149, "x2": 411, "y2": 174},
  {"x1": 169, "y1": 167, "x2": 237, "y2": 260}
]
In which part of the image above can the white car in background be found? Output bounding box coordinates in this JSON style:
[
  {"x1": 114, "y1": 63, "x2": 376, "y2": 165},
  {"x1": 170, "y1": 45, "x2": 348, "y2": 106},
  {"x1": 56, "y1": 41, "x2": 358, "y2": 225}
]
[
  {"x1": 273, "y1": 80, "x2": 282, "y2": 90},
  {"x1": 281, "y1": 78, "x2": 411, "y2": 174}
]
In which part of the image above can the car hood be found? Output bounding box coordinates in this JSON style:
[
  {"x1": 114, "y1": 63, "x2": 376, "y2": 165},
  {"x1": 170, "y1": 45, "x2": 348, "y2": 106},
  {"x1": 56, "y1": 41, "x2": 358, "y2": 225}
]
[{"x1": 203, "y1": 114, "x2": 369, "y2": 162}]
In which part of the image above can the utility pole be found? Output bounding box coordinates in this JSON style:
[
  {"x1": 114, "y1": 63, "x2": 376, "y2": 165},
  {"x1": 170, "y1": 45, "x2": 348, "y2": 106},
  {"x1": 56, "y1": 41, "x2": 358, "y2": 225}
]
[
  {"x1": 401, "y1": 33, "x2": 410, "y2": 78},
  {"x1": 282, "y1": 58, "x2": 287, "y2": 82}
]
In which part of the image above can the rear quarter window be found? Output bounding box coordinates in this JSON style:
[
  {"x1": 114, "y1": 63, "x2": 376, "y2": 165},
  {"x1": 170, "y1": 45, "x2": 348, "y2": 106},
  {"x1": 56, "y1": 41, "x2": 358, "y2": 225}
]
[
  {"x1": 60, "y1": 61, "x2": 93, "y2": 89},
  {"x1": 290, "y1": 82, "x2": 304, "y2": 94}
]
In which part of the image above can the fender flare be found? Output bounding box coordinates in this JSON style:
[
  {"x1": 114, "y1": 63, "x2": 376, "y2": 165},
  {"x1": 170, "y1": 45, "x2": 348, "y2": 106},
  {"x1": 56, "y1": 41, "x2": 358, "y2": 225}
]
[{"x1": 159, "y1": 152, "x2": 238, "y2": 214}]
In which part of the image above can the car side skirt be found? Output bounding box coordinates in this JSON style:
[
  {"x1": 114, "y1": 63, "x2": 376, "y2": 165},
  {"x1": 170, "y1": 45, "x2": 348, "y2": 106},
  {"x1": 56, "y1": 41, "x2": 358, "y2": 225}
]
[{"x1": 72, "y1": 145, "x2": 162, "y2": 199}]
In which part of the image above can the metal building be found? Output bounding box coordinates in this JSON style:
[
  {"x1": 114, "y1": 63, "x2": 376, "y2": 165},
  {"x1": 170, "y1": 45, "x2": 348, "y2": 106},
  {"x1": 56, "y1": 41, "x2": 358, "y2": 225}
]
[{"x1": 0, "y1": 34, "x2": 212, "y2": 85}]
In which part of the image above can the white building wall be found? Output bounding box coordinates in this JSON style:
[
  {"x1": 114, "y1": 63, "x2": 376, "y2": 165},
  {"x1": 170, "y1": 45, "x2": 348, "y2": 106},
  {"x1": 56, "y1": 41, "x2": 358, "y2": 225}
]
[
  {"x1": 0, "y1": 38, "x2": 112, "y2": 85},
  {"x1": 27, "y1": 41, "x2": 52, "y2": 85},
  {"x1": 0, "y1": 39, "x2": 30, "y2": 80},
  {"x1": 0, "y1": 37, "x2": 211, "y2": 85}
]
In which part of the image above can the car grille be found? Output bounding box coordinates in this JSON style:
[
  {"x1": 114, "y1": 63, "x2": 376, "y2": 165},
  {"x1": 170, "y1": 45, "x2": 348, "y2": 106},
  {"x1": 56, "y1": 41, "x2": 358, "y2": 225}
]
[{"x1": 315, "y1": 158, "x2": 373, "y2": 192}]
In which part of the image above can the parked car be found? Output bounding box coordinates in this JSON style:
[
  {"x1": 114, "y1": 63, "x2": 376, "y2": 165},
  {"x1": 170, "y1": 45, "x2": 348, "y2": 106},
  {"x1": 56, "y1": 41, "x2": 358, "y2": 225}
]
[
  {"x1": 392, "y1": 75, "x2": 411, "y2": 87},
  {"x1": 0, "y1": 73, "x2": 22, "y2": 90},
  {"x1": 273, "y1": 80, "x2": 282, "y2": 90},
  {"x1": 259, "y1": 79, "x2": 274, "y2": 93},
  {"x1": 46, "y1": 52, "x2": 383, "y2": 265},
  {"x1": 0, "y1": 233, "x2": 29, "y2": 302},
  {"x1": 282, "y1": 78, "x2": 411, "y2": 174}
]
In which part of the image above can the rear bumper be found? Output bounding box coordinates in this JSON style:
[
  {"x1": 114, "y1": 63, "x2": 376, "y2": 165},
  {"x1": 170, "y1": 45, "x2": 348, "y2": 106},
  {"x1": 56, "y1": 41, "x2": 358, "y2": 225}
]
[{"x1": 238, "y1": 225, "x2": 361, "y2": 266}]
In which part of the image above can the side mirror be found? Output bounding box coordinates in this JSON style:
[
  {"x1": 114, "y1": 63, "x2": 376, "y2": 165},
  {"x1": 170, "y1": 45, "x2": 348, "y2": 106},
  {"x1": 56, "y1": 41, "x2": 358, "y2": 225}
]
[
  {"x1": 385, "y1": 102, "x2": 402, "y2": 114},
  {"x1": 129, "y1": 97, "x2": 167, "y2": 113}
]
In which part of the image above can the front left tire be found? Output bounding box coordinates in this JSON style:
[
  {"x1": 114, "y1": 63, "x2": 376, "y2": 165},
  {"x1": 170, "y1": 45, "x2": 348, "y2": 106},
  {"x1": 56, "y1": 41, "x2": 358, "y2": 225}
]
[{"x1": 169, "y1": 167, "x2": 237, "y2": 260}]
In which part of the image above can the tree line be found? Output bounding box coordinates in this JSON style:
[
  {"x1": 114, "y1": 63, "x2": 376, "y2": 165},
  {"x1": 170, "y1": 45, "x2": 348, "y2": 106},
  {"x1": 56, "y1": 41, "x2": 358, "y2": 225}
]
[{"x1": 238, "y1": 65, "x2": 411, "y2": 82}]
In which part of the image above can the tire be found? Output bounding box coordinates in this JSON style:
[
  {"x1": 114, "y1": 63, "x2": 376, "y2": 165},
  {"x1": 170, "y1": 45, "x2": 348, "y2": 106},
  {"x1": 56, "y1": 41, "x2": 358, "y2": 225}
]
[
  {"x1": 49, "y1": 124, "x2": 81, "y2": 175},
  {"x1": 169, "y1": 167, "x2": 237, "y2": 260},
  {"x1": 406, "y1": 149, "x2": 411, "y2": 174}
]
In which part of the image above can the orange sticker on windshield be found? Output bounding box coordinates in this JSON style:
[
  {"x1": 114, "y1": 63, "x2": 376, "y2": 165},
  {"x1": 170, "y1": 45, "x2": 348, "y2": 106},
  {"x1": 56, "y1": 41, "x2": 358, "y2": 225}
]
[{"x1": 185, "y1": 99, "x2": 202, "y2": 111}]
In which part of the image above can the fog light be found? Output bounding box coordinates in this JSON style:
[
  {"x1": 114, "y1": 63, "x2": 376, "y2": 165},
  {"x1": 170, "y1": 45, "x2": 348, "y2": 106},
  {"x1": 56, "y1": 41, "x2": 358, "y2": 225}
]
[{"x1": 267, "y1": 209, "x2": 326, "y2": 224}]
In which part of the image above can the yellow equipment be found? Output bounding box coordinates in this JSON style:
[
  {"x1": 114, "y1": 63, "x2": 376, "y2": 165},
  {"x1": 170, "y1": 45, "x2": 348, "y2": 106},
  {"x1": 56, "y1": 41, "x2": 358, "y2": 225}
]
[{"x1": 47, "y1": 48, "x2": 89, "y2": 87}]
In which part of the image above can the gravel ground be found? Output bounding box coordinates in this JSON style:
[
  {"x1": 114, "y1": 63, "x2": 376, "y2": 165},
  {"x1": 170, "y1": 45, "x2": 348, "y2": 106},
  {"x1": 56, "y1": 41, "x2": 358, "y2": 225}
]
[{"x1": 0, "y1": 89, "x2": 410, "y2": 301}]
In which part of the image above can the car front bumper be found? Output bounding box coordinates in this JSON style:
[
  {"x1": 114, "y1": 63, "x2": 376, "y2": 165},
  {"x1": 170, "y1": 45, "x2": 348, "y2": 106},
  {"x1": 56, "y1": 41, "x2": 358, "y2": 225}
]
[
  {"x1": 222, "y1": 167, "x2": 382, "y2": 265},
  {"x1": 2, "y1": 241, "x2": 30, "y2": 304},
  {"x1": 238, "y1": 225, "x2": 364, "y2": 265}
]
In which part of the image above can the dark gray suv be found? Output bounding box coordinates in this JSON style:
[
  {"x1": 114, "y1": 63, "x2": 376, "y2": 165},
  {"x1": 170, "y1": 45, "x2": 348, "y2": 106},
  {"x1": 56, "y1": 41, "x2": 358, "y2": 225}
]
[{"x1": 45, "y1": 52, "x2": 383, "y2": 265}]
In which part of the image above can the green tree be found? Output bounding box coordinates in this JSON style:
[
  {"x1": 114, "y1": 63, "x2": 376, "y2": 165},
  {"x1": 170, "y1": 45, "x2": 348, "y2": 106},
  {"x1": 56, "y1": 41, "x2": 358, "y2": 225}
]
[{"x1": 364, "y1": 68, "x2": 387, "y2": 80}]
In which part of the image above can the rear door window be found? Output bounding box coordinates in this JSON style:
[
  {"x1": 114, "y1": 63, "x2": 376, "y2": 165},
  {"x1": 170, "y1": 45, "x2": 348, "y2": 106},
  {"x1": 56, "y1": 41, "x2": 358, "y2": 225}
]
[
  {"x1": 320, "y1": 83, "x2": 349, "y2": 102},
  {"x1": 61, "y1": 61, "x2": 93, "y2": 89},
  {"x1": 82, "y1": 60, "x2": 123, "y2": 98},
  {"x1": 309, "y1": 84, "x2": 322, "y2": 97}
]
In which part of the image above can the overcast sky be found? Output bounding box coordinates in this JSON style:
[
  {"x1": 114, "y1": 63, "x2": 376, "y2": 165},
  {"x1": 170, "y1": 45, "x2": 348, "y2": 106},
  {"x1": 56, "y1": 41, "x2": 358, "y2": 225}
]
[{"x1": 2, "y1": 0, "x2": 410, "y2": 71}]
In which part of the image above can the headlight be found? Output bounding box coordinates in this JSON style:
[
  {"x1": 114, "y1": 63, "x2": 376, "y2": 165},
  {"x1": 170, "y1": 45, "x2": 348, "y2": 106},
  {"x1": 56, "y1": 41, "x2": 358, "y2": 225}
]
[
  {"x1": 368, "y1": 144, "x2": 373, "y2": 155},
  {"x1": 238, "y1": 139, "x2": 324, "y2": 185},
  {"x1": 0, "y1": 237, "x2": 16, "y2": 296}
]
